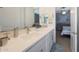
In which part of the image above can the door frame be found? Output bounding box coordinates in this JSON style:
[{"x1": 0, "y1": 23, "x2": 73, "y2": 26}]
[
  {"x1": 55, "y1": 7, "x2": 73, "y2": 52},
  {"x1": 70, "y1": 7, "x2": 77, "y2": 52}
]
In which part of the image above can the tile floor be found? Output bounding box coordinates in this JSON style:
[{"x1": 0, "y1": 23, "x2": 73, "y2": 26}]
[{"x1": 50, "y1": 31, "x2": 71, "y2": 52}]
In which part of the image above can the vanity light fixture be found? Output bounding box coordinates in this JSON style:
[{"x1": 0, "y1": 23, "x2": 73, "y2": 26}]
[{"x1": 62, "y1": 11, "x2": 66, "y2": 15}]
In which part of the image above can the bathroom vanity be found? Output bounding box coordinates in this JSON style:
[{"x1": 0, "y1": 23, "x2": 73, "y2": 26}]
[
  {"x1": 26, "y1": 26, "x2": 54, "y2": 52},
  {"x1": 0, "y1": 7, "x2": 55, "y2": 52},
  {"x1": 0, "y1": 24, "x2": 55, "y2": 52}
]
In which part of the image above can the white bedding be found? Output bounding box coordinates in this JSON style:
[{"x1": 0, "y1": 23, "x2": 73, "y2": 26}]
[{"x1": 61, "y1": 26, "x2": 71, "y2": 36}]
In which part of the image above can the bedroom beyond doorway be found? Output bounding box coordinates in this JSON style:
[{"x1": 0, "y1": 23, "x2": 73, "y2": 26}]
[{"x1": 56, "y1": 7, "x2": 71, "y2": 52}]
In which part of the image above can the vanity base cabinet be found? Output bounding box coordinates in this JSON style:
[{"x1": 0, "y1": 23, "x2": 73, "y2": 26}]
[
  {"x1": 49, "y1": 30, "x2": 54, "y2": 51},
  {"x1": 46, "y1": 30, "x2": 54, "y2": 52},
  {"x1": 27, "y1": 30, "x2": 54, "y2": 52}
]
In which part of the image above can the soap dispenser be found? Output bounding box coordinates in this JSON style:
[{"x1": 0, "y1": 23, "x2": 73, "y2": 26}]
[{"x1": 44, "y1": 15, "x2": 48, "y2": 27}]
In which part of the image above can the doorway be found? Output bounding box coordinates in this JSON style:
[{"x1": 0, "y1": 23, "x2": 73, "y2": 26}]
[{"x1": 55, "y1": 7, "x2": 71, "y2": 52}]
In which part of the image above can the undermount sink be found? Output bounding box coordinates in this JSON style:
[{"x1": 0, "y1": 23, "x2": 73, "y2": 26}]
[
  {"x1": 0, "y1": 32, "x2": 9, "y2": 47},
  {"x1": 0, "y1": 37, "x2": 9, "y2": 47}
]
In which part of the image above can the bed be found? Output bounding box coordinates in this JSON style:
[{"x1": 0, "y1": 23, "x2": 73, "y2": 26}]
[{"x1": 61, "y1": 26, "x2": 71, "y2": 36}]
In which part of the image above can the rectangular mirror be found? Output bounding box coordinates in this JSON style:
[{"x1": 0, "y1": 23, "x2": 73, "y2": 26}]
[{"x1": 0, "y1": 7, "x2": 34, "y2": 32}]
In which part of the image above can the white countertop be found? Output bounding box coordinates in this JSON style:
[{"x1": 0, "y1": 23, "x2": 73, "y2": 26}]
[{"x1": 0, "y1": 24, "x2": 54, "y2": 52}]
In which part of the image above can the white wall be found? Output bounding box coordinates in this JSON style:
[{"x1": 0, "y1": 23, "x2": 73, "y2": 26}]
[
  {"x1": 39, "y1": 7, "x2": 55, "y2": 24},
  {"x1": 39, "y1": 7, "x2": 56, "y2": 43}
]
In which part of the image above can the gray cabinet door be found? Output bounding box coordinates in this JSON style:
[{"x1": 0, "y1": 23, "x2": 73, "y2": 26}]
[
  {"x1": 27, "y1": 42, "x2": 42, "y2": 52},
  {"x1": 46, "y1": 34, "x2": 51, "y2": 52},
  {"x1": 45, "y1": 30, "x2": 54, "y2": 52},
  {"x1": 28, "y1": 38, "x2": 46, "y2": 52},
  {"x1": 49, "y1": 30, "x2": 54, "y2": 50}
]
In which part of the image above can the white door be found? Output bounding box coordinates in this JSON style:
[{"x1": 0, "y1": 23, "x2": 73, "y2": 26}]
[{"x1": 70, "y1": 7, "x2": 77, "y2": 52}]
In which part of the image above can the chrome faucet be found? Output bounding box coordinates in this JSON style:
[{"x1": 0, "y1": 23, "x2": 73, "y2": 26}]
[
  {"x1": 26, "y1": 26, "x2": 30, "y2": 34},
  {"x1": 0, "y1": 32, "x2": 10, "y2": 46},
  {"x1": 0, "y1": 32, "x2": 10, "y2": 40},
  {"x1": 24, "y1": 26, "x2": 30, "y2": 34},
  {"x1": 13, "y1": 27, "x2": 18, "y2": 38}
]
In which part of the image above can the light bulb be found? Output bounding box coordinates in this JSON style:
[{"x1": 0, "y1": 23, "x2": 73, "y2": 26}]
[{"x1": 62, "y1": 11, "x2": 66, "y2": 15}]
